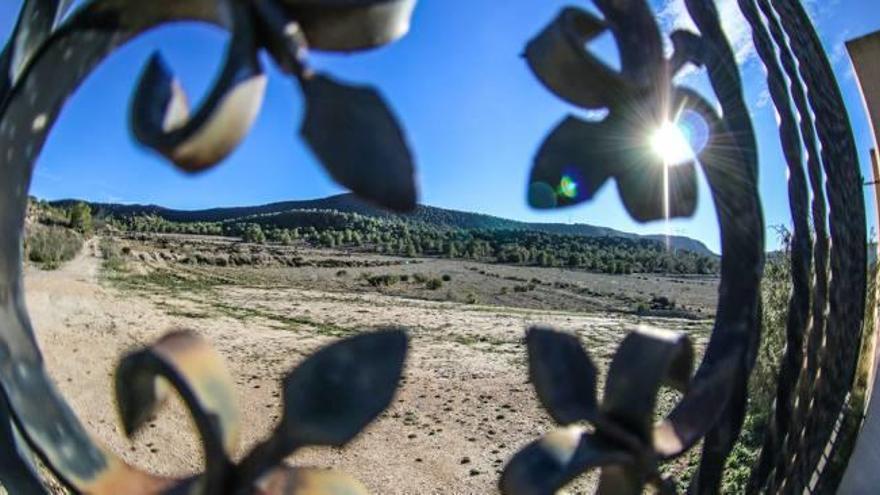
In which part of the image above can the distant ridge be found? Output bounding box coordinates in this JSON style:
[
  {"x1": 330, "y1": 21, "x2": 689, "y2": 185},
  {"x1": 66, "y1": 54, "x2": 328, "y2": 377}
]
[{"x1": 52, "y1": 193, "x2": 715, "y2": 256}]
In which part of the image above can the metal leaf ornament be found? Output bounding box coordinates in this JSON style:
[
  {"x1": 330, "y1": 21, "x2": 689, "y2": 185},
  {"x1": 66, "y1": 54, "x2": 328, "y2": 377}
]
[
  {"x1": 524, "y1": 4, "x2": 699, "y2": 222},
  {"x1": 112, "y1": 329, "x2": 407, "y2": 495},
  {"x1": 501, "y1": 327, "x2": 736, "y2": 495},
  {"x1": 521, "y1": 1, "x2": 765, "y2": 492},
  {"x1": 128, "y1": 0, "x2": 418, "y2": 211},
  {"x1": 0, "y1": 1, "x2": 417, "y2": 493}
]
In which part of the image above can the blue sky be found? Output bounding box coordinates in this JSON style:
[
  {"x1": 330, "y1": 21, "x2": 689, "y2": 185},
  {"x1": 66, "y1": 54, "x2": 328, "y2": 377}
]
[{"x1": 1, "y1": 0, "x2": 878, "y2": 253}]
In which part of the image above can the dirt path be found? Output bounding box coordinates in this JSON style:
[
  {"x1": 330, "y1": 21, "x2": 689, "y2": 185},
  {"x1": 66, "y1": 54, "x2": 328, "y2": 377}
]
[{"x1": 23, "y1": 245, "x2": 710, "y2": 494}]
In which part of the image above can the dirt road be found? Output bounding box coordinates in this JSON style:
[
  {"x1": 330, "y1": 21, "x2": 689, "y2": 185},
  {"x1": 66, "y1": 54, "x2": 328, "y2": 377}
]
[{"x1": 23, "y1": 244, "x2": 710, "y2": 494}]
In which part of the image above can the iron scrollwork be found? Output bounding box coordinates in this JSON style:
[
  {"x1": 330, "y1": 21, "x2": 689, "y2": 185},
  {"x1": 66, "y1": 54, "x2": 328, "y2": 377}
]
[
  {"x1": 0, "y1": 0, "x2": 417, "y2": 493},
  {"x1": 501, "y1": 327, "x2": 736, "y2": 494},
  {"x1": 0, "y1": 0, "x2": 869, "y2": 493},
  {"x1": 506, "y1": 0, "x2": 868, "y2": 492},
  {"x1": 739, "y1": 0, "x2": 867, "y2": 492},
  {"x1": 505, "y1": 0, "x2": 765, "y2": 493}
]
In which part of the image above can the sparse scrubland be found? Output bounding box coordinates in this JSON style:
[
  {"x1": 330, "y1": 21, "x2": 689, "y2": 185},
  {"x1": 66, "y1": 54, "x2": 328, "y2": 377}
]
[
  {"x1": 62, "y1": 194, "x2": 720, "y2": 276},
  {"x1": 23, "y1": 198, "x2": 731, "y2": 493},
  {"x1": 24, "y1": 201, "x2": 86, "y2": 270}
]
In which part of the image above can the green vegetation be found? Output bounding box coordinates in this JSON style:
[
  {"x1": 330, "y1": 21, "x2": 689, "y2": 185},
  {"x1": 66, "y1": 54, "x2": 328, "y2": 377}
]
[
  {"x1": 366, "y1": 274, "x2": 400, "y2": 287},
  {"x1": 104, "y1": 208, "x2": 719, "y2": 275},
  {"x1": 720, "y1": 233, "x2": 875, "y2": 491},
  {"x1": 69, "y1": 202, "x2": 93, "y2": 234},
  {"x1": 719, "y1": 247, "x2": 790, "y2": 492},
  {"x1": 105, "y1": 265, "x2": 356, "y2": 338},
  {"x1": 99, "y1": 237, "x2": 126, "y2": 271},
  {"x1": 241, "y1": 223, "x2": 266, "y2": 244},
  {"x1": 26, "y1": 226, "x2": 82, "y2": 270},
  {"x1": 23, "y1": 198, "x2": 100, "y2": 270}
]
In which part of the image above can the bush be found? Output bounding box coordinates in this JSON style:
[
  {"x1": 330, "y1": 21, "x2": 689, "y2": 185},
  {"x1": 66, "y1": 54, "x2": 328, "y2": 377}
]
[
  {"x1": 242, "y1": 224, "x2": 266, "y2": 244},
  {"x1": 722, "y1": 227, "x2": 790, "y2": 490},
  {"x1": 426, "y1": 278, "x2": 443, "y2": 290},
  {"x1": 27, "y1": 227, "x2": 82, "y2": 269},
  {"x1": 100, "y1": 237, "x2": 127, "y2": 271},
  {"x1": 442, "y1": 274, "x2": 452, "y2": 282},
  {"x1": 68, "y1": 202, "x2": 92, "y2": 234},
  {"x1": 367, "y1": 274, "x2": 400, "y2": 287}
]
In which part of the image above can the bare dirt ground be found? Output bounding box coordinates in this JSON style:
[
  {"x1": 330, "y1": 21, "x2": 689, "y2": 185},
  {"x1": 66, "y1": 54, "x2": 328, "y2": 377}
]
[{"x1": 23, "y1": 237, "x2": 714, "y2": 494}]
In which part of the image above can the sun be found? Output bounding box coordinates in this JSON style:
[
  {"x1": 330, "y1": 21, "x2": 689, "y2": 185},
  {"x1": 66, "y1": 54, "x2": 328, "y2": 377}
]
[{"x1": 649, "y1": 121, "x2": 695, "y2": 166}]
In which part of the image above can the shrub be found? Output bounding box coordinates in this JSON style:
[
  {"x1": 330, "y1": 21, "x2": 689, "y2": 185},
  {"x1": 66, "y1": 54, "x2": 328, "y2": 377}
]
[
  {"x1": 336, "y1": 270, "x2": 348, "y2": 277},
  {"x1": 242, "y1": 224, "x2": 266, "y2": 244},
  {"x1": 426, "y1": 278, "x2": 443, "y2": 290},
  {"x1": 413, "y1": 273, "x2": 428, "y2": 284},
  {"x1": 367, "y1": 274, "x2": 400, "y2": 287},
  {"x1": 27, "y1": 227, "x2": 82, "y2": 269},
  {"x1": 99, "y1": 237, "x2": 121, "y2": 260},
  {"x1": 68, "y1": 202, "x2": 92, "y2": 234},
  {"x1": 442, "y1": 274, "x2": 452, "y2": 282},
  {"x1": 722, "y1": 227, "x2": 790, "y2": 490},
  {"x1": 99, "y1": 237, "x2": 126, "y2": 271}
]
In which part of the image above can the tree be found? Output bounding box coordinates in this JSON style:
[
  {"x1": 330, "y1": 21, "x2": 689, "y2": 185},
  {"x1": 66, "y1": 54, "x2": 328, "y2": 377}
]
[
  {"x1": 69, "y1": 202, "x2": 92, "y2": 234},
  {"x1": 242, "y1": 224, "x2": 266, "y2": 244}
]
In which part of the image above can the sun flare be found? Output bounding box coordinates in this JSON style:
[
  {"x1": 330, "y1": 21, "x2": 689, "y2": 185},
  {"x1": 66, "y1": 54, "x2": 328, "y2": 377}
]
[{"x1": 649, "y1": 121, "x2": 695, "y2": 166}]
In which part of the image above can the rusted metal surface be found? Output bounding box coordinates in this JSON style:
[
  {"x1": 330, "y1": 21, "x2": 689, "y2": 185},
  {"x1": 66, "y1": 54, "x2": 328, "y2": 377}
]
[
  {"x1": 0, "y1": 1, "x2": 415, "y2": 493},
  {"x1": 756, "y1": 1, "x2": 866, "y2": 493},
  {"x1": 509, "y1": 0, "x2": 867, "y2": 492},
  {"x1": 501, "y1": 327, "x2": 735, "y2": 494},
  {"x1": 509, "y1": 1, "x2": 765, "y2": 493},
  {"x1": 737, "y1": 0, "x2": 812, "y2": 491},
  {"x1": 0, "y1": 0, "x2": 870, "y2": 493}
]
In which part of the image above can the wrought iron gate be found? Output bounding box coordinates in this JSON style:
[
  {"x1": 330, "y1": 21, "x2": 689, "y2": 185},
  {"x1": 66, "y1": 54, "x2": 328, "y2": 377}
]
[{"x1": 0, "y1": 0, "x2": 869, "y2": 493}]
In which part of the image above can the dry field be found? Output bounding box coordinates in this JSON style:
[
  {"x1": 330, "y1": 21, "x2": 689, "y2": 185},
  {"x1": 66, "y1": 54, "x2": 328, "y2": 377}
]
[{"x1": 23, "y1": 235, "x2": 717, "y2": 494}]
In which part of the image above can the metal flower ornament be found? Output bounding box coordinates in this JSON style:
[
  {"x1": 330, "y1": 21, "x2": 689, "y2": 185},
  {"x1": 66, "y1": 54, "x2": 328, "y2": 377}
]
[
  {"x1": 501, "y1": 327, "x2": 738, "y2": 495},
  {"x1": 130, "y1": 0, "x2": 418, "y2": 212},
  {"x1": 523, "y1": 5, "x2": 703, "y2": 222},
  {"x1": 0, "y1": 0, "x2": 416, "y2": 493},
  {"x1": 509, "y1": 0, "x2": 765, "y2": 493},
  {"x1": 116, "y1": 329, "x2": 407, "y2": 495}
]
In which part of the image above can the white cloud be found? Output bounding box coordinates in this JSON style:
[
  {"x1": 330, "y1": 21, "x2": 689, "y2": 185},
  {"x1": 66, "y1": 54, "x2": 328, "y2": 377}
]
[
  {"x1": 756, "y1": 88, "x2": 771, "y2": 108},
  {"x1": 829, "y1": 28, "x2": 852, "y2": 67},
  {"x1": 657, "y1": 0, "x2": 757, "y2": 69},
  {"x1": 655, "y1": 0, "x2": 839, "y2": 73}
]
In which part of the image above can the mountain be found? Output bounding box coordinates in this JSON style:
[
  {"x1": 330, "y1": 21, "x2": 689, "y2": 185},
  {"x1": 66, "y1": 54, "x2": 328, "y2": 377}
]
[{"x1": 52, "y1": 193, "x2": 715, "y2": 256}]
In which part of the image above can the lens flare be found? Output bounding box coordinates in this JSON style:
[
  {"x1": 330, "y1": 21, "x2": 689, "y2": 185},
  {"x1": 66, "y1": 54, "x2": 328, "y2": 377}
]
[
  {"x1": 649, "y1": 121, "x2": 695, "y2": 166},
  {"x1": 678, "y1": 109, "x2": 709, "y2": 155},
  {"x1": 528, "y1": 181, "x2": 557, "y2": 208},
  {"x1": 558, "y1": 175, "x2": 578, "y2": 199}
]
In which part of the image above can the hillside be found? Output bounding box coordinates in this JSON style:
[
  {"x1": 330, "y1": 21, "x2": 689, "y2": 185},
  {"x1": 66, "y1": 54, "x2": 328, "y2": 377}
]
[{"x1": 52, "y1": 193, "x2": 714, "y2": 256}]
